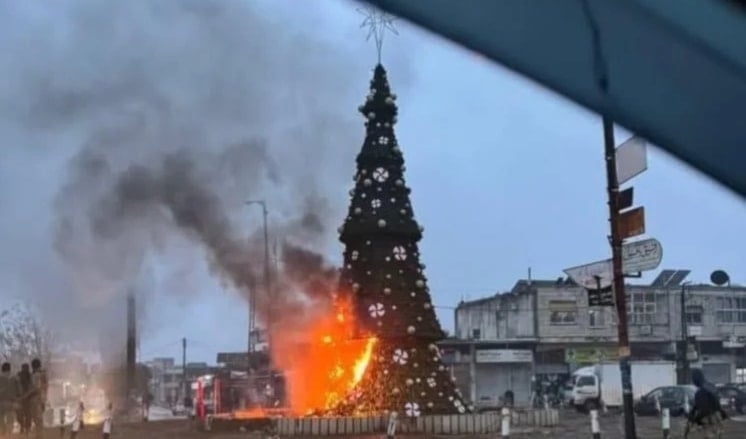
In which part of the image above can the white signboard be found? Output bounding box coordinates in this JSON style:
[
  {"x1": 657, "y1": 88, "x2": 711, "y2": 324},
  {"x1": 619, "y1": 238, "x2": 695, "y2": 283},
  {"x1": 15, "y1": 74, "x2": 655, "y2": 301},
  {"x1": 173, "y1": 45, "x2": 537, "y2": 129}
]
[
  {"x1": 564, "y1": 239, "x2": 664, "y2": 288},
  {"x1": 616, "y1": 136, "x2": 647, "y2": 185},
  {"x1": 723, "y1": 335, "x2": 745, "y2": 349},
  {"x1": 475, "y1": 349, "x2": 533, "y2": 364},
  {"x1": 622, "y1": 238, "x2": 663, "y2": 273}
]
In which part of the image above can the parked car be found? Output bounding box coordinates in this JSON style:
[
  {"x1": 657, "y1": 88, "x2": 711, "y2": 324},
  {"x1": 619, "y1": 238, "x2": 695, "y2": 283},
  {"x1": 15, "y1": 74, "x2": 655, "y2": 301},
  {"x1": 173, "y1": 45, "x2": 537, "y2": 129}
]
[
  {"x1": 716, "y1": 385, "x2": 746, "y2": 414},
  {"x1": 634, "y1": 385, "x2": 696, "y2": 417}
]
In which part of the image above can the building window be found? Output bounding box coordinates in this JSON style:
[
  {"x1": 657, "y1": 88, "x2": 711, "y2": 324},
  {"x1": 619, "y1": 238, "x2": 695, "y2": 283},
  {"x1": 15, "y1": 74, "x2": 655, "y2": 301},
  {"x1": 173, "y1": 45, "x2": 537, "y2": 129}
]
[
  {"x1": 716, "y1": 297, "x2": 746, "y2": 323},
  {"x1": 627, "y1": 292, "x2": 656, "y2": 324},
  {"x1": 736, "y1": 368, "x2": 746, "y2": 384},
  {"x1": 549, "y1": 300, "x2": 577, "y2": 325},
  {"x1": 589, "y1": 309, "x2": 606, "y2": 327},
  {"x1": 686, "y1": 305, "x2": 703, "y2": 325},
  {"x1": 472, "y1": 328, "x2": 481, "y2": 340}
]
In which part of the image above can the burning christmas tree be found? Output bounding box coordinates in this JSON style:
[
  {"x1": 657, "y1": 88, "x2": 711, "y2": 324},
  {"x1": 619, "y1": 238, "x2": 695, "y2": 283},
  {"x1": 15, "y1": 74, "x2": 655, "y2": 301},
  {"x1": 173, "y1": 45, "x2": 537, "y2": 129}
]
[{"x1": 336, "y1": 64, "x2": 470, "y2": 416}]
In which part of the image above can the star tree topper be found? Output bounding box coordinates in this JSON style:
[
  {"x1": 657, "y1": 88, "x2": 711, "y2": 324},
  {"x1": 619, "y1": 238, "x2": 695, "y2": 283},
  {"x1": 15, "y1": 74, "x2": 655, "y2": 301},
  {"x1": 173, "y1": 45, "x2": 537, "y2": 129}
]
[{"x1": 358, "y1": 5, "x2": 398, "y2": 63}]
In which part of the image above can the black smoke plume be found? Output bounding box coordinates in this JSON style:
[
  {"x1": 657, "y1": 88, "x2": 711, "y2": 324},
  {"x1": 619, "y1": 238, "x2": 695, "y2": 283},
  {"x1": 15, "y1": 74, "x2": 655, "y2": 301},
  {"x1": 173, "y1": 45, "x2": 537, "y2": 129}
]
[{"x1": 0, "y1": 0, "x2": 415, "y2": 362}]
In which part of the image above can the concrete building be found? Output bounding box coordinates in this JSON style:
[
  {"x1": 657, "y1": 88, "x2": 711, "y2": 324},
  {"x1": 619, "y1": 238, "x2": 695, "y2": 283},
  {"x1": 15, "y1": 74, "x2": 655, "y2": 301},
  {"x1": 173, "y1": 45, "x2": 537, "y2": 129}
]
[
  {"x1": 439, "y1": 269, "x2": 746, "y2": 408},
  {"x1": 146, "y1": 358, "x2": 215, "y2": 406}
]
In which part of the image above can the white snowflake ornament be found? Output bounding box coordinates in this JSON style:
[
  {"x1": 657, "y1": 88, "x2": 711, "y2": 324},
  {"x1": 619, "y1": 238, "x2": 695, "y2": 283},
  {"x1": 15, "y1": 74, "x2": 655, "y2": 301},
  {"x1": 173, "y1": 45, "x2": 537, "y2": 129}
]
[
  {"x1": 392, "y1": 349, "x2": 409, "y2": 365},
  {"x1": 363, "y1": 178, "x2": 372, "y2": 187},
  {"x1": 392, "y1": 246, "x2": 407, "y2": 261},
  {"x1": 427, "y1": 378, "x2": 437, "y2": 388},
  {"x1": 405, "y1": 378, "x2": 413, "y2": 387},
  {"x1": 371, "y1": 199, "x2": 381, "y2": 208},
  {"x1": 378, "y1": 219, "x2": 387, "y2": 228},
  {"x1": 351, "y1": 250, "x2": 359, "y2": 261},
  {"x1": 416, "y1": 280, "x2": 425, "y2": 288},
  {"x1": 383, "y1": 287, "x2": 391, "y2": 295},
  {"x1": 407, "y1": 326, "x2": 416, "y2": 334},
  {"x1": 368, "y1": 303, "x2": 385, "y2": 318},
  {"x1": 404, "y1": 402, "x2": 420, "y2": 418},
  {"x1": 372, "y1": 167, "x2": 389, "y2": 182}
]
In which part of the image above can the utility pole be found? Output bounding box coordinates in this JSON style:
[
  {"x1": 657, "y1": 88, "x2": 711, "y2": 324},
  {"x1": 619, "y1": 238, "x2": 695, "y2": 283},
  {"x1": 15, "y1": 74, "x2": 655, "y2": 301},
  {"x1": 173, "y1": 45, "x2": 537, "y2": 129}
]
[
  {"x1": 182, "y1": 338, "x2": 187, "y2": 405},
  {"x1": 679, "y1": 282, "x2": 692, "y2": 384},
  {"x1": 603, "y1": 117, "x2": 637, "y2": 439},
  {"x1": 126, "y1": 293, "x2": 137, "y2": 405}
]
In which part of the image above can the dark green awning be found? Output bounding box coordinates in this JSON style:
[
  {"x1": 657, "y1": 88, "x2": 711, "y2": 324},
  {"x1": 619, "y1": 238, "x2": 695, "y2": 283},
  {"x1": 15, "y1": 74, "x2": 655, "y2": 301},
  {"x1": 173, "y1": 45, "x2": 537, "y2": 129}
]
[{"x1": 365, "y1": 0, "x2": 746, "y2": 197}]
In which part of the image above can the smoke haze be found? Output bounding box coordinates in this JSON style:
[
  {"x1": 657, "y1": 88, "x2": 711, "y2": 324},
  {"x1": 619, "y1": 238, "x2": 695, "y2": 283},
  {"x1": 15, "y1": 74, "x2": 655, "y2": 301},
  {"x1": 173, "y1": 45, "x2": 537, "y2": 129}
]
[{"x1": 0, "y1": 0, "x2": 414, "y2": 363}]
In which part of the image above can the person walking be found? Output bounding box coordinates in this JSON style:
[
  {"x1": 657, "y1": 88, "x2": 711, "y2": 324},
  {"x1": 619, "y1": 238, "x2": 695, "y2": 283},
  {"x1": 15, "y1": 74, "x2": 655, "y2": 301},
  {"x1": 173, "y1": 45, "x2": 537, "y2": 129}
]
[
  {"x1": 0, "y1": 363, "x2": 17, "y2": 436},
  {"x1": 17, "y1": 363, "x2": 32, "y2": 435},
  {"x1": 29, "y1": 359, "x2": 48, "y2": 439},
  {"x1": 686, "y1": 368, "x2": 727, "y2": 438},
  {"x1": 69, "y1": 402, "x2": 84, "y2": 439},
  {"x1": 101, "y1": 403, "x2": 113, "y2": 439}
]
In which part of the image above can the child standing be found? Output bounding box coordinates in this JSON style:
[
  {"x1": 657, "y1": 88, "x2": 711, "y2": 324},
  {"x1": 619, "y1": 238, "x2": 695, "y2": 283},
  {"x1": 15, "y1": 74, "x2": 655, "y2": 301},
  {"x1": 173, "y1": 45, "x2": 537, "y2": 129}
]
[{"x1": 102, "y1": 403, "x2": 113, "y2": 439}]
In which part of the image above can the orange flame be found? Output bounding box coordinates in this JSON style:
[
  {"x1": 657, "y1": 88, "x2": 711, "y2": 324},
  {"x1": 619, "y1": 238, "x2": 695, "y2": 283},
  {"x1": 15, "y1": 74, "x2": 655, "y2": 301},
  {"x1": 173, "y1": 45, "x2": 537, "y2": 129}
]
[{"x1": 270, "y1": 295, "x2": 376, "y2": 415}]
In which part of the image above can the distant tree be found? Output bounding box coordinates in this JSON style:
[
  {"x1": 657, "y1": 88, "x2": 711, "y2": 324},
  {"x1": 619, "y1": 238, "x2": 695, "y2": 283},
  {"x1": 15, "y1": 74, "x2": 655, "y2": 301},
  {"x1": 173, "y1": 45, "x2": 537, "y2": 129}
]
[{"x1": 0, "y1": 303, "x2": 55, "y2": 365}]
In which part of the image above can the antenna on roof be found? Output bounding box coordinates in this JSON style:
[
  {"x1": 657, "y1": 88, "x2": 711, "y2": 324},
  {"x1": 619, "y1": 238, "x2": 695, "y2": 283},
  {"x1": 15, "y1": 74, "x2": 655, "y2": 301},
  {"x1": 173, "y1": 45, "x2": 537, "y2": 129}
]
[{"x1": 528, "y1": 267, "x2": 532, "y2": 285}]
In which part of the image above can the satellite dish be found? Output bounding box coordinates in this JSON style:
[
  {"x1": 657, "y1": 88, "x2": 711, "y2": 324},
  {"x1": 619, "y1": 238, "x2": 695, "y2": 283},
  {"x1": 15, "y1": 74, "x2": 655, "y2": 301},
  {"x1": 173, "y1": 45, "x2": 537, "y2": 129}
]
[{"x1": 710, "y1": 270, "x2": 730, "y2": 286}]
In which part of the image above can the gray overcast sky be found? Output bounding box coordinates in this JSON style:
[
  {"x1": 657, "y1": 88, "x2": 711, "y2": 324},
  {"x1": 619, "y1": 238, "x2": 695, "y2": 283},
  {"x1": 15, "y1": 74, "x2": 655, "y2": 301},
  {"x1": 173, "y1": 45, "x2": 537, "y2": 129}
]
[{"x1": 1, "y1": 0, "x2": 744, "y2": 365}]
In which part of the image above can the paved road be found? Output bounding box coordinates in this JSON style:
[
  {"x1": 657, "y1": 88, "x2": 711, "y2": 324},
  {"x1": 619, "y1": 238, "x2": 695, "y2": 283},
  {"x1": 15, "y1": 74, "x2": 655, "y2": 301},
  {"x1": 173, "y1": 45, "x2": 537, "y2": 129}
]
[
  {"x1": 548, "y1": 409, "x2": 744, "y2": 439},
  {"x1": 37, "y1": 411, "x2": 744, "y2": 439}
]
